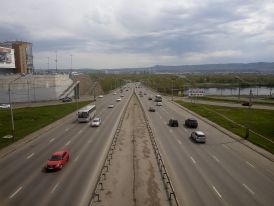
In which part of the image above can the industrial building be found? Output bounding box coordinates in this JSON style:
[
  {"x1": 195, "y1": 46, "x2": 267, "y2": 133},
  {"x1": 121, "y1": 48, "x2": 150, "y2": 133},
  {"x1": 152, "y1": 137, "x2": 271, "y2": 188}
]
[{"x1": 0, "y1": 41, "x2": 33, "y2": 74}]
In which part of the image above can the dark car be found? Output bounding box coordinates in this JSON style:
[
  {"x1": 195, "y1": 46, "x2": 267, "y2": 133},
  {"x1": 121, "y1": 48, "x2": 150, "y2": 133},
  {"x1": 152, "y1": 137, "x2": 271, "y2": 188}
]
[
  {"x1": 242, "y1": 101, "x2": 252, "y2": 106},
  {"x1": 185, "y1": 118, "x2": 198, "y2": 128},
  {"x1": 45, "y1": 150, "x2": 70, "y2": 171},
  {"x1": 149, "y1": 107, "x2": 155, "y2": 112},
  {"x1": 148, "y1": 97, "x2": 152, "y2": 100},
  {"x1": 61, "y1": 97, "x2": 72, "y2": 102},
  {"x1": 169, "y1": 119, "x2": 179, "y2": 127}
]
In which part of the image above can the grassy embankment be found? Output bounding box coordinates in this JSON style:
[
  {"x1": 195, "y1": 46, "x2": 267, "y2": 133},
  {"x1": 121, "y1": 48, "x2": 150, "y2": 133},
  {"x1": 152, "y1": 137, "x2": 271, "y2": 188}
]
[
  {"x1": 0, "y1": 101, "x2": 91, "y2": 150},
  {"x1": 195, "y1": 96, "x2": 274, "y2": 106},
  {"x1": 176, "y1": 100, "x2": 274, "y2": 154}
]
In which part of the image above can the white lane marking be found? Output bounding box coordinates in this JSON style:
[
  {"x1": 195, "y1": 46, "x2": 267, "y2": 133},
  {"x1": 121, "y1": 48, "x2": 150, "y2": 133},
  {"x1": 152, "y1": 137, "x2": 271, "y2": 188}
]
[
  {"x1": 222, "y1": 144, "x2": 229, "y2": 150},
  {"x1": 26, "y1": 153, "x2": 34, "y2": 159},
  {"x1": 177, "y1": 140, "x2": 182, "y2": 145},
  {"x1": 49, "y1": 138, "x2": 55, "y2": 143},
  {"x1": 243, "y1": 184, "x2": 255, "y2": 195},
  {"x1": 169, "y1": 129, "x2": 173, "y2": 133},
  {"x1": 9, "y1": 186, "x2": 23, "y2": 199},
  {"x1": 159, "y1": 116, "x2": 162, "y2": 119},
  {"x1": 78, "y1": 129, "x2": 83, "y2": 135},
  {"x1": 212, "y1": 186, "x2": 222, "y2": 198},
  {"x1": 190, "y1": 156, "x2": 196, "y2": 164},
  {"x1": 74, "y1": 155, "x2": 80, "y2": 162},
  {"x1": 245, "y1": 161, "x2": 255, "y2": 168},
  {"x1": 51, "y1": 183, "x2": 59, "y2": 193},
  {"x1": 184, "y1": 128, "x2": 188, "y2": 132},
  {"x1": 65, "y1": 140, "x2": 71, "y2": 146},
  {"x1": 162, "y1": 108, "x2": 169, "y2": 115},
  {"x1": 65, "y1": 128, "x2": 69, "y2": 132},
  {"x1": 212, "y1": 155, "x2": 220, "y2": 163}
]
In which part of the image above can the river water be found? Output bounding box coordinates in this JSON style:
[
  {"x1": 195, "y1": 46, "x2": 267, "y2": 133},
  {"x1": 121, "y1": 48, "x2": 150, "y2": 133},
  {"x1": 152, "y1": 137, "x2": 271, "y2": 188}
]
[{"x1": 203, "y1": 87, "x2": 273, "y2": 96}]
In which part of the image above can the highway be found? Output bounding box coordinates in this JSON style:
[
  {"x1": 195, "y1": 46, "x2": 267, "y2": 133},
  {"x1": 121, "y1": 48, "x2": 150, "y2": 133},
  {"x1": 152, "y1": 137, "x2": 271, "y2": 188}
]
[
  {"x1": 137, "y1": 87, "x2": 274, "y2": 206},
  {"x1": 0, "y1": 86, "x2": 133, "y2": 206}
]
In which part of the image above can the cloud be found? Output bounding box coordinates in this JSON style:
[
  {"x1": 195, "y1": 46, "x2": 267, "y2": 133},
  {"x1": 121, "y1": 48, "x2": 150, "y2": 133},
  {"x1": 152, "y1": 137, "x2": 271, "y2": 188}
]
[{"x1": 0, "y1": 0, "x2": 273, "y2": 69}]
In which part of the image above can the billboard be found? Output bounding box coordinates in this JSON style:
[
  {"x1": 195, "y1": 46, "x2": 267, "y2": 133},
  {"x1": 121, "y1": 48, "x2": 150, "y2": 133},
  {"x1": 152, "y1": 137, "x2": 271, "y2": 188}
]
[{"x1": 0, "y1": 47, "x2": 15, "y2": 68}]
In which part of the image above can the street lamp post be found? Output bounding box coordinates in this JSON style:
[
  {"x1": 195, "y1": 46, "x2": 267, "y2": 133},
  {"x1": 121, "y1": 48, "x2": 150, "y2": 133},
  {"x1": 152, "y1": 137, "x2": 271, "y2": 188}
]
[
  {"x1": 245, "y1": 89, "x2": 253, "y2": 138},
  {"x1": 8, "y1": 75, "x2": 24, "y2": 141}
]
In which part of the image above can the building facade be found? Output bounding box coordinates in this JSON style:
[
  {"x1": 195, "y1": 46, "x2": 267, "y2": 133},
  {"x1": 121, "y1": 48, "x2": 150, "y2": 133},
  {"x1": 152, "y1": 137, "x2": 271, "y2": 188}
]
[{"x1": 0, "y1": 41, "x2": 33, "y2": 74}]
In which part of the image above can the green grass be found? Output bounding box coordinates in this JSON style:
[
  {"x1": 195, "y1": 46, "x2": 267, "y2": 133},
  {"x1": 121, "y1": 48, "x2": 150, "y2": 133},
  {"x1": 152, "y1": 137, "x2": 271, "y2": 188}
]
[
  {"x1": 0, "y1": 101, "x2": 91, "y2": 150},
  {"x1": 176, "y1": 100, "x2": 274, "y2": 154},
  {"x1": 196, "y1": 96, "x2": 274, "y2": 106}
]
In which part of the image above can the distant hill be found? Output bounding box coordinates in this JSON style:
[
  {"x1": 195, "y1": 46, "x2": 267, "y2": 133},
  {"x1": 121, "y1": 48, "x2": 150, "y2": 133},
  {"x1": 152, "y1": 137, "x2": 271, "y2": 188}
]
[{"x1": 34, "y1": 62, "x2": 274, "y2": 74}]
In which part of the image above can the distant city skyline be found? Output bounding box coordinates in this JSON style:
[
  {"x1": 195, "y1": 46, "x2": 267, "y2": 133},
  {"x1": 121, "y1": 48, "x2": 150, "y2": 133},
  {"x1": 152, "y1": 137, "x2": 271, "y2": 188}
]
[{"x1": 1, "y1": 0, "x2": 273, "y2": 69}]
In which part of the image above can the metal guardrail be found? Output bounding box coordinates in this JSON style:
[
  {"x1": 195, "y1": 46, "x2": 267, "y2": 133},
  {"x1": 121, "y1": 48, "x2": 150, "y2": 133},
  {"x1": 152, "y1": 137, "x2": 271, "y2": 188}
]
[
  {"x1": 88, "y1": 91, "x2": 134, "y2": 205},
  {"x1": 135, "y1": 90, "x2": 180, "y2": 206}
]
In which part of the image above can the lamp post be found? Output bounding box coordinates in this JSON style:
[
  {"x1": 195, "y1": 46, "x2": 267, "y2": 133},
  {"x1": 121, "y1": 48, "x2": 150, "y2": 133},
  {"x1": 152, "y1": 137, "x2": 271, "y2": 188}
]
[{"x1": 8, "y1": 75, "x2": 24, "y2": 141}]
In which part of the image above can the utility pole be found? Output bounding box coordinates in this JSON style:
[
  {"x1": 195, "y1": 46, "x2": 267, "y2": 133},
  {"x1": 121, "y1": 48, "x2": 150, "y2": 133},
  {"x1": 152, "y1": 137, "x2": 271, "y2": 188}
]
[
  {"x1": 171, "y1": 78, "x2": 174, "y2": 101},
  {"x1": 245, "y1": 89, "x2": 253, "y2": 138},
  {"x1": 55, "y1": 51, "x2": 58, "y2": 73},
  {"x1": 47, "y1": 57, "x2": 50, "y2": 73},
  {"x1": 8, "y1": 75, "x2": 24, "y2": 141},
  {"x1": 70, "y1": 54, "x2": 73, "y2": 73}
]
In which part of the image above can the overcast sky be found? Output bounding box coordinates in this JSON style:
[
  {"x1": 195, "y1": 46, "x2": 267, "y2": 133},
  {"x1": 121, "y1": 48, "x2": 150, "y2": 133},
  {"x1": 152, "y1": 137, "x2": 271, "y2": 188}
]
[{"x1": 1, "y1": 0, "x2": 273, "y2": 69}]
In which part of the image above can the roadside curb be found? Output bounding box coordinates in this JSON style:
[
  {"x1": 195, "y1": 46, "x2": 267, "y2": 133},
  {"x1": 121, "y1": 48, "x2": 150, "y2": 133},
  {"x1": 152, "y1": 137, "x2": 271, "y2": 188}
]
[
  {"x1": 168, "y1": 99, "x2": 274, "y2": 162},
  {"x1": 0, "y1": 111, "x2": 77, "y2": 159}
]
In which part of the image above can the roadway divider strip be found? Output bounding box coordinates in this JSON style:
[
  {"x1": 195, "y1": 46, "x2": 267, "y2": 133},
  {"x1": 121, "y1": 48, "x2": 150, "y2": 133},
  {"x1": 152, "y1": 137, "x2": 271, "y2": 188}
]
[
  {"x1": 88, "y1": 91, "x2": 134, "y2": 205},
  {"x1": 135, "y1": 90, "x2": 180, "y2": 206}
]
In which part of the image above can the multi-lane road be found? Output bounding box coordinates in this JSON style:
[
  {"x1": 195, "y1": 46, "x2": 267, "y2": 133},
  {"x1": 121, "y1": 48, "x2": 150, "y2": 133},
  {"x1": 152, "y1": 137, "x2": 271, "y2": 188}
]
[
  {"x1": 137, "y1": 87, "x2": 274, "y2": 206},
  {"x1": 0, "y1": 83, "x2": 273, "y2": 206},
  {"x1": 0, "y1": 87, "x2": 133, "y2": 206}
]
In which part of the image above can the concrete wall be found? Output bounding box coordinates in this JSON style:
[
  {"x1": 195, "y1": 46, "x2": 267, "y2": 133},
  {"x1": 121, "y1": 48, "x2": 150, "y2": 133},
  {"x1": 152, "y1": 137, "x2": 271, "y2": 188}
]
[{"x1": 0, "y1": 74, "x2": 73, "y2": 103}]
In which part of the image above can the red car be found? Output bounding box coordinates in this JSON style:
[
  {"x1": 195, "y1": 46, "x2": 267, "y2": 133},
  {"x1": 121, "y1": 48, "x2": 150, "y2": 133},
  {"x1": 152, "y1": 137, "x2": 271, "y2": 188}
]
[{"x1": 45, "y1": 150, "x2": 69, "y2": 171}]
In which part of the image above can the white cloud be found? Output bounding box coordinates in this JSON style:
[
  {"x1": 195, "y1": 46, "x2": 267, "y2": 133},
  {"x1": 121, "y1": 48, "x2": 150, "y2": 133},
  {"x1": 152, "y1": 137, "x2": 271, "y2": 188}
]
[{"x1": 0, "y1": 0, "x2": 273, "y2": 69}]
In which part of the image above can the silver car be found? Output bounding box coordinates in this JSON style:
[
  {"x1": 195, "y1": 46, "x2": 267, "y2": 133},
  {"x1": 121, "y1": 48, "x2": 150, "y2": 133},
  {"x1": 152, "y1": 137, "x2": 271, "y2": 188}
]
[
  {"x1": 191, "y1": 131, "x2": 206, "y2": 143},
  {"x1": 91, "y1": 117, "x2": 101, "y2": 127}
]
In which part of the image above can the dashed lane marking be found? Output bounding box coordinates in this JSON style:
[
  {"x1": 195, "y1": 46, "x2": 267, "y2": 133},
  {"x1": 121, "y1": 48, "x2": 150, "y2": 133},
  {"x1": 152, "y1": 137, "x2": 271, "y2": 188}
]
[
  {"x1": 245, "y1": 161, "x2": 255, "y2": 168},
  {"x1": 9, "y1": 186, "x2": 23, "y2": 199},
  {"x1": 51, "y1": 183, "x2": 59, "y2": 194},
  {"x1": 49, "y1": 138, "x2": 55, "y2": 143},
  {"x1": 190, "y1": 156, "x2": 196, "y2": 164},
  {"x1": 65, "y1": 140, "x2": 71, "y2": 146},
  {"x1": 26, "y1": 153, "x2": 34, "y2": 159},
  {"x1": 74, "y1": 155, "x2": 80, "y2": 162},
  {"x1": 243, "y1": 183, "x2": 255, "y2": 195},
  {"x1": 177, "y1": 140, "x2": 182, "y2": 145},
  {"x1": 212, "y1": 155, "x2": 220, "y2": 163},
  {"x1": 212, "y1": 186, "x2": 222, "y2": 198}
]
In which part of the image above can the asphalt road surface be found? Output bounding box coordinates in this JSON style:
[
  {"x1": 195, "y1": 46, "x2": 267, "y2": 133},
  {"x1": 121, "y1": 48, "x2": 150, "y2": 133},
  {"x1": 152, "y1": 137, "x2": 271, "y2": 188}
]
[
  {"x1": 137, "y1": 87, "x2": 274, "y2": 206},
  {"x1": 1, "y1": 83, "x2": 273, "y2": 206},
  {"x1": 0, "y1": 85, "x2": 133, "y2": 206}
]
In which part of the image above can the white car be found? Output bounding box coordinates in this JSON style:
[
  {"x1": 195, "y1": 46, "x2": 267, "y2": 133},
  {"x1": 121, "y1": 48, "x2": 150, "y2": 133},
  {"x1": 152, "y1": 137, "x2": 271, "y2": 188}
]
[
  {"x1": 91, "y1": 117, "x2": 102, "y2": 127},
  {"x1": 191, "y1": 131, "x2": 206, "y2": 143},
  {"x1": 120, "y1": 94, "x2": 124, "y2": 97},
  {"x1": 116, "y1": 98, "x2": 121, "y2": 102},
  {"x1": 113, "y1": 92, "x2": 117, "y2": 95},
  {"x1": 0, "y1": 104, "x2": 10, "y2": 109},
  {"x1": 98, "y1": 95, "x2": 104, "y2": 98},
  {"x1": 108, "y1": 104, "x2": 114, "y2": 108},
  {"x1": 156, "y1": 102, "x2": 163, "y2": 106}
]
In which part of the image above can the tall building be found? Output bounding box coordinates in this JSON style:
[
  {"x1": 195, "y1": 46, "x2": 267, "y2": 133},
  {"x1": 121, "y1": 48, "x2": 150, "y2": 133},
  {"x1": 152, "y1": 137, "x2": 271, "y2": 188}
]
[{"x1": 0, "y1": 41, "x2": 33, "y2": 74}]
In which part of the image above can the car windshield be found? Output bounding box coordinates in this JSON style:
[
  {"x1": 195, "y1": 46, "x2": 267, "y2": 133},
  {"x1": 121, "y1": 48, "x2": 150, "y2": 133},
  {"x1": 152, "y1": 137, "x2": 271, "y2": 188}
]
[
  {"x1": 50, "y1": 155, "x2": 62, "y2": 161},
  {"x1": 93, "y1": 119, "x2": 99, "y2": 122}
]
